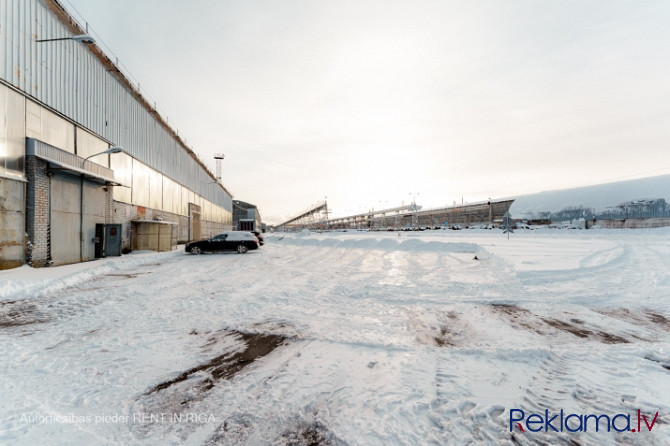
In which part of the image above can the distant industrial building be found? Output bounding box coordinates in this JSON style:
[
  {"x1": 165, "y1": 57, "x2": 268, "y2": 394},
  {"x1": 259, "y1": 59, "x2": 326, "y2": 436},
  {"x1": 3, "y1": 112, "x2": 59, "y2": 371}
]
[
  {"x1": 387, "y1": 199, "x2": 514, "y2": 229},
  {"x1": 334, "y1": 199, "x2": 515, "y2": 230},
  {"x1": 276, "y1": 199, "x2": 514, "y2": 231},
  {"x1": 233, "y1": 200, "x2": 262, "y2": 232},
  {"x1": 0, "y1": 0, "x2": 234, "y2": 269},
  {"x1": 275, "y1": 201, "x2": 328, "y2": 231}
]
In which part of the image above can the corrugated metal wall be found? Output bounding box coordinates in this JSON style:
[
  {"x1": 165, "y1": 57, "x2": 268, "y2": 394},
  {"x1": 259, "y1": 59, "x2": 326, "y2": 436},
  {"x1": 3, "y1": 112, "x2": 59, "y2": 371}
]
[{"x1": 0, "y1": 0, "x2": 231, "y2": 209}]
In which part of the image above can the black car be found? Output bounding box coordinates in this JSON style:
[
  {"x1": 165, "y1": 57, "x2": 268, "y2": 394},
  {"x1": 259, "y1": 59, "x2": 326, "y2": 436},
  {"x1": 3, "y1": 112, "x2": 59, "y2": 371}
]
[
  {"x1": 251, "y1": 230, "x2": 265, "y2": 245},
  {"x1": 185, "y1": 232, "x2": 259, "y2": 254}
]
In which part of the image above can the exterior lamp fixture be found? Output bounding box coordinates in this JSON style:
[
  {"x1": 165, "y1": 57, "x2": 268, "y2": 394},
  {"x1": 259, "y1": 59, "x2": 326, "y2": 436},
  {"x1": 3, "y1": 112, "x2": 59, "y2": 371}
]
[
  {"x1": 82, "y1": 146, "x2": 123, "y2": 166},
  {"x1": 36, "y1": 34, "x2": 96, "y2": 45}
]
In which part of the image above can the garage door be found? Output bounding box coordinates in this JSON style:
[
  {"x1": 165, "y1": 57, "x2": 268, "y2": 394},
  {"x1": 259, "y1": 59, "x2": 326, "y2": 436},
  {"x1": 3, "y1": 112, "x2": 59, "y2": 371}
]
[{"x1": 50, "y1": 174, "x2": 106, "y2": 265}]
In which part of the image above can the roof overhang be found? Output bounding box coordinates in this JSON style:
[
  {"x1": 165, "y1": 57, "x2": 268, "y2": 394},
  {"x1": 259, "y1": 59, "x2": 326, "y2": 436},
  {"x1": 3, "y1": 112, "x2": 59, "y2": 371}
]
[{"x1": 26, "y1": 138, "x2": 128, "y2": 186}]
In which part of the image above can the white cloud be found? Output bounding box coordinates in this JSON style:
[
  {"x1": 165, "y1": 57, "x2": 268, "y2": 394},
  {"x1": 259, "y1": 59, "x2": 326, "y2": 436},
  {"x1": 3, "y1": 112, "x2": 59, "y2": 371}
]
[{"x1": 65, "y1": 0, "x2": 670, "y2": 223}]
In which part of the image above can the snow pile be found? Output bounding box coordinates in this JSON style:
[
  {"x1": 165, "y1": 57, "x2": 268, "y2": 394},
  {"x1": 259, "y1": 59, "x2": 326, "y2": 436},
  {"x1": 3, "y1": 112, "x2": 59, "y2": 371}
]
[
  {"x1": 270, "y1": 232, "x2": 484, "y2": 255},
  {"x1": 0, "y1": 249, "x2": 182, "y2": 302}
]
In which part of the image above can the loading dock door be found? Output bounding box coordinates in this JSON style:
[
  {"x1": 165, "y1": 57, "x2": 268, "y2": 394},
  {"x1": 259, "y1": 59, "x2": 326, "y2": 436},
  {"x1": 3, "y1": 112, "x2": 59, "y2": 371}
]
[
  {"x1": 50, "y1": 174, "x2": 80, "y2": 265},
  {"x1": 239, "y1": 219, "x2": 254, "y2": 231},
  {"x1": 50, "y1": 174, "x2": 106, "y2": 265},
  {"x1": 189, "y1": 203, "x2": 201, "y2": 241}
]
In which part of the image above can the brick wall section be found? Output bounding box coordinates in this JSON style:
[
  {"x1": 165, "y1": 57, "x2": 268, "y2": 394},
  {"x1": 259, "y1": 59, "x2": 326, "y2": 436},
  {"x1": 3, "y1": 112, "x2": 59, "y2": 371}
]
[
  {"x1": 105, "y1": 186, "x2": 113, "y2": 225},
  {"x1": 25, "y1": 155, "x2": 50, "y2": 267},
  {"x1": 110, "y1": 201, "x2": 135, "y2": 254}
]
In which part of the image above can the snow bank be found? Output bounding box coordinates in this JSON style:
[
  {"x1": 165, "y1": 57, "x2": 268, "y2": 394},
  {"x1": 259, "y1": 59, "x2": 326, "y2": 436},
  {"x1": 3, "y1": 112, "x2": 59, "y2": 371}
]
[
  {"x1": 0, "y1": 249, "x2": 183, "y2": 302},
  {"x1": 269, "y1": 233, "x2": 484, "y2": 254}
]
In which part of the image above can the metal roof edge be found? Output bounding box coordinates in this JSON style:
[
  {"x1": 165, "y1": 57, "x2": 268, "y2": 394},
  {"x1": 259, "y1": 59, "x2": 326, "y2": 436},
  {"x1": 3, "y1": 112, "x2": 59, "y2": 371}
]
[{"x1": 45, "y1": 0, "x2": 232, "y2": 197}]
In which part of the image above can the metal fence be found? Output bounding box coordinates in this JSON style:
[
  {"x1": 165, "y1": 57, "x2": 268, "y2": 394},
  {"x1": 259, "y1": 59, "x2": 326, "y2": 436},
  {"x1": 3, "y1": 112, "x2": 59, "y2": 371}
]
[{"x1": 541, "y1": 199, "x2": 670, "y2": 222}]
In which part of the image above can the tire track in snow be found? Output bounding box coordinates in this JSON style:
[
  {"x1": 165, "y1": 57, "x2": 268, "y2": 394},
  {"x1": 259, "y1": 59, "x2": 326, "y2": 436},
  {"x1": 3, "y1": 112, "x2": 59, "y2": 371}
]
[
  {"x1": 517, "y1": 238, "x2": 669, "y2": 310},
  {"x1": 509, "y1": 346, "x2": 670, "y2": 446},
  {"x1": 5, "y1": 231, "x2": 670, "y2": 445}
]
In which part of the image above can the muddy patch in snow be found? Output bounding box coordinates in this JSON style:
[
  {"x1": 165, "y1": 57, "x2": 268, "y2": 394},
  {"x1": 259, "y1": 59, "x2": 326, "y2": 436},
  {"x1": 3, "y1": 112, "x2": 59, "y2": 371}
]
[
  {"x1": 595, "y1": 307, "x2": 670, "y2": 338},
  {"x1": 433, "y1": 325, "x2": 456, "y2": 347},
  {"x1": 646, "y1": 311, "x2": 670, "y2": 331},
  {"x1": 204, "y1": 415, "x2": 336, "y2": 446},
  {"x1": 146, "y1": 329, "x2": 286, "y2": 397},
  {"x1": 280, "y1": 421, "x2": 334, "y2": 445},
  {"x1": 541, "y1": 317, "x2": 628, "y2": 343},
  {"x1": 490, "y1": 304, "x2": 629, "y2": 344},
  {"x1": 434, "y1": 312, "x2": 462, "y2": 347},
  {"x1": 132, "y1": 329, "x2": 288, "y2": 441},
  {"x1": 489, "y1": 304, "x2": 544, "y2": 335},
  {"x1": 0, "y1": 300, "x2": 50, "y2": 327},
  {"x1": 408, "y1": 309, "x2": 470, "y2": 347}
]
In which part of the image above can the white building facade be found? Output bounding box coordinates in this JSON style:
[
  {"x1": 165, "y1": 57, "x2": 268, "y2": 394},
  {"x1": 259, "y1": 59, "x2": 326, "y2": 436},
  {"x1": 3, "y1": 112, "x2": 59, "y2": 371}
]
[{"x1": 0, "y1": 0, "x2": 233, "y2": 268}]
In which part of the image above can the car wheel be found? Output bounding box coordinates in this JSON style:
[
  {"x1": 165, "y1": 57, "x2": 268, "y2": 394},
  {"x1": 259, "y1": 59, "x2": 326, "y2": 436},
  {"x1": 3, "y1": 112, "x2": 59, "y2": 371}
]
[
  {"x1": 237, "y1": 244, "x2": 248, "y2": 254},
  {"x1": 190, "y1": 246, "x2": 202, "y2": 255}
]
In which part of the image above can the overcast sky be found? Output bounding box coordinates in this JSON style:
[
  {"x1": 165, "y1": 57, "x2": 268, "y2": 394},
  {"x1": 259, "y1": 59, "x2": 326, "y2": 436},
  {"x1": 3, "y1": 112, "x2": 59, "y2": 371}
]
[{"x1": 64, "y1": 0, "x2": 670, "y2": 224}]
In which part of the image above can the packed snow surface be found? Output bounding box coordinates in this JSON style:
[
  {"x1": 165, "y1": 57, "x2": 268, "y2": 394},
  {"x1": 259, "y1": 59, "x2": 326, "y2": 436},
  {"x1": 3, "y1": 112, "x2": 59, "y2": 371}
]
[{"x1": 1, "y1": 229, "x2": 669, "y2": 445}]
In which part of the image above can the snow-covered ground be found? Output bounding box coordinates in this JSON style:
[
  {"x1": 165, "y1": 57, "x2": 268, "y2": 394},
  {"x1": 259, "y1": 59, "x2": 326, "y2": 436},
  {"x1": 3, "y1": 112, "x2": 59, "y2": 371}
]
[{"x1": 1, "y1": 228, "x2": 669, "y2": 445}]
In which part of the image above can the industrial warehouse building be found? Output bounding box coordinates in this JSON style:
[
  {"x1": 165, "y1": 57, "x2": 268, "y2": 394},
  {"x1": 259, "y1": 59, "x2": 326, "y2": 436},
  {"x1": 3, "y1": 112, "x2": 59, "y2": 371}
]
[
  {"x1": 233, "y1": 200, "x2": 262, "y2": 232},
  {"x1": 0, "y1": 0, "x2": 233, "y2": 269}
]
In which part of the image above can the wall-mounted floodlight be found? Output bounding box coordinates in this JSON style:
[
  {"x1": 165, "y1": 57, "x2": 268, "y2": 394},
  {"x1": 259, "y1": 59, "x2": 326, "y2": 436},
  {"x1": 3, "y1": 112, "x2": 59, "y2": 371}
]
[
  {"x1": 36, "y1": 34, "x2": 96, "y2": 45},
  {"x1": 82, "y1": 146, "x2": 123, "y2": 166},
  {"x1": 106, "y1": 146, "x2": 124, "y2": 154}
]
